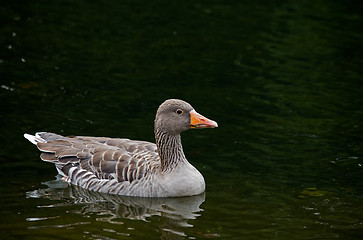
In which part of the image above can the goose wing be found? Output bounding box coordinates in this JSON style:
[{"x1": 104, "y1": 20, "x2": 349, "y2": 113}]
[{"x1": 34, "y1": 133, "x2": 160, "y2": 183}]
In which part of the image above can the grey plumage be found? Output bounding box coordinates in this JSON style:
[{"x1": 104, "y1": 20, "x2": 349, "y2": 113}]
[{"x1": 24, "y1": 99, "x2": 218, "y2": 197}]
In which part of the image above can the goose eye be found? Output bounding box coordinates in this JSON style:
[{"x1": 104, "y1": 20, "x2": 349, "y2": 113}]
[{"x1": 176, "y1": 109, "x2": 183, "y2": 115}]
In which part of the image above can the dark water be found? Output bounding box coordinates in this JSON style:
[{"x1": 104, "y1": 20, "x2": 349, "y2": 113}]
[{"x1": 1, "y1": 0, "x2": 363, "y2": 239}]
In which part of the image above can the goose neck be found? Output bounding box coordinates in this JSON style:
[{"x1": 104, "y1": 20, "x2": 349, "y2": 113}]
[{"x1": 155, "y1": 130, "x2": 187, "y2": 171}]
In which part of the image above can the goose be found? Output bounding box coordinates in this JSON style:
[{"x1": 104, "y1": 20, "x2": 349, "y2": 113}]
[{"x1": 24, "y1": 99, "x2": 218, "y2": 197}]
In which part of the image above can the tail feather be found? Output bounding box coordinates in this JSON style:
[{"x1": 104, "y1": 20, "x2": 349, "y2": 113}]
[
  {"x1": 24, "y1": 133, "x2": 45, "y2": 145},
  {"x1": 24, "y1": 132, "x2": 67, "y2": 145},
  {"x1": 25, "y1": 132, "x2": 75, "y2": 178}
]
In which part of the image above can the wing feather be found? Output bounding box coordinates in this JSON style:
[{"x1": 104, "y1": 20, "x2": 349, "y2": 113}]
[{"x1": 32, "y1": 134, "x2": 160, "y2": 187}]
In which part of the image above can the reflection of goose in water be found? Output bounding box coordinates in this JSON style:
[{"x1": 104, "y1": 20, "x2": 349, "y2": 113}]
[{"x1": 27, "y1": 176, "x2": 205, "y2": 237}]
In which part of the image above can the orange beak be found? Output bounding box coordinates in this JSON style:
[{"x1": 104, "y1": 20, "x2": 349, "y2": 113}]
[{"x1": 190, "y1": 109, "x2": 218, "y2": 129}]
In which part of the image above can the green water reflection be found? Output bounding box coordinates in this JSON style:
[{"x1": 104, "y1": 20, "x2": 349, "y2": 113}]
[{"x1": 1, "y1": 0, "x2": 362, "y2": 239}]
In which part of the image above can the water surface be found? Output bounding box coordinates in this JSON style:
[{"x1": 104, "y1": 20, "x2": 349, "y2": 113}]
[{"x1": 1, "y1": 0, "x2": 362, "y2": 239}]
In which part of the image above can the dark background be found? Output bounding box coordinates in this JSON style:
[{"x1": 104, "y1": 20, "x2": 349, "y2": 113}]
[{"x1": 1, "y1": 0, "x2": 362, "y2": 239}]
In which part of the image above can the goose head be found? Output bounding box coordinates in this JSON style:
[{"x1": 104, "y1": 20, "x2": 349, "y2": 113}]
[{"x1": 154, "y1": 99, "x2": 218, "y2": 136}]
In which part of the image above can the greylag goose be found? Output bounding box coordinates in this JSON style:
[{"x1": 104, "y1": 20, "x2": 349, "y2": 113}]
[{"x1": 24, "y1": 99, "x2": 218, "y2": 197}]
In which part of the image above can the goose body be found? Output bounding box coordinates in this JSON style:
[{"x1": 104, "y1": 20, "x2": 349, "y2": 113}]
[{"x1": 24, "y1": 99, "x2": 217, "y2": 197}]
